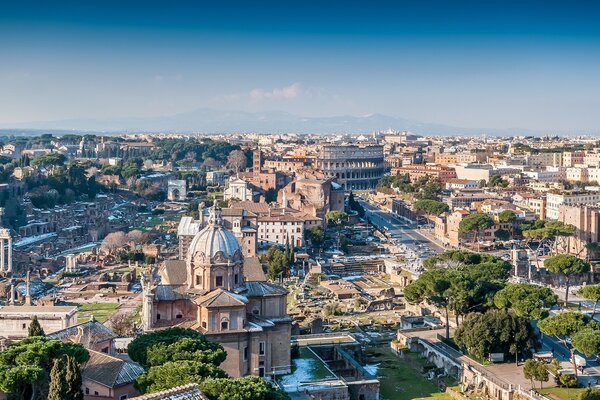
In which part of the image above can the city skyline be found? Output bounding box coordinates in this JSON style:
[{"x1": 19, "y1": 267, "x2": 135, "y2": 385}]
[{"x1": 2, "y1": 1, "x2": 600, "y2": 132}]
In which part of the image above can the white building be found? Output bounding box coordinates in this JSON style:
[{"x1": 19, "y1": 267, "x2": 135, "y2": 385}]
[
  {"x1": 445, "y1": 179, "x2": 480, "y2": 190},
  {"x1": 223, "y1": 177, "x2": 258, "y2": 202},
  {"x1": 257, "y1": 213, "x2": 304, "y2": 248},
  {"x1": 523, "y1": 167, "x2": 565, "y2": 183}
]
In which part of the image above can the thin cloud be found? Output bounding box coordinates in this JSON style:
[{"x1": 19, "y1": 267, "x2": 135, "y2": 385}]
[{"x1": 249, "y1": 83, "x2": 302, "y2": 100}]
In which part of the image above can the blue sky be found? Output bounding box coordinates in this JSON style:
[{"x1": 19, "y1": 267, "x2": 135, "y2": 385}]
[{"x1": 1, "y1": 0, "x2": 600, "y2": 131}]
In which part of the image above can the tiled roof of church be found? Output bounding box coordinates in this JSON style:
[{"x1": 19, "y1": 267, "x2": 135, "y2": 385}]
[
  {"x1": 47, "y1": 318, "x2": 115, "y2": 343},
  {"x1": 194, "y1": 288, "x2": 248, "y2": 308},
  {"x1": 82, "y1": 350, "x2": 144, "y2": 388},
  {"x1": 236, "y1": 281, "x2": 288, "y2": 297},
  {"x1": 155, "y1": 284, "x2": 189, "y2": 301},
  {"x1": 161, "y1": 260, "x2": 187, "y2": 285},
  {"x1": 243, "y1": 256, "x2": 266, "y2": 282}
]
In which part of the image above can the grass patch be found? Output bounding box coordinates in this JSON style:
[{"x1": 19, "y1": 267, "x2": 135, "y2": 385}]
[
  {"x1": 63, "y1": 302, "x2": 120, "y2": 324},
  {"x1": 414, "y1": 393, "x2": 452, "y2": 400},
  {"x1": 365, "y1": 345, "x2": 453, "y2": 400},
  {"x1": 538, "y1": 387, "x2": 586, "y2": 400}
]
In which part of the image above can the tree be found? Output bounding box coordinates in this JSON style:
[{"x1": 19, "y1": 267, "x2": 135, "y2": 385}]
[
  {"x1": 413, "y1": 199, "x2": 449, "y2": 227},
  {"x1": 572, "y1": 328, "x2": 600, "y2": 358},
  {"x1": 325, "y1": 210, "x2": 348, "y2": 224},
  {"x1": 488, "y1": 175, "x2": 509, "y2": 188},
  {"x1": 348, "y1": 192, "x2": 365, "y2": 217},
  {"x1": 47, "y1": 357, "x2": 67, "y2": 400},
  {"x1": 127, "y1": 230, "x2": 148, "y2": 246},
  {"x1": 101, "y1": 231, "x2": 129, "y2": 255},
  {"x1": 109, "y1": 313, "x2": 135, "y2": 336},
  {"x1": 0, "y1": 337, "x2": 89, "y2": 400},
  {"x1": 454, "y1": 309, "x2": 539, "y2": 361},
  {"x1": 578, "y1": 284, "x2": 600, "y2": 318},
  {"x1": 265, "y1": 246, "x2": 290, "y2": 281},
  {"x1": 494, "y1": 229, "x2": 511, "y2": 242},
  {"x1": 580, "y1": 388, "x2": 600, "y2": 400},
  {"x1": 199, "y1": 376, "x2": 288, "y2": 400},
  {"x1": 31, "y1": 153, "x2": 66, "y2": 168},
  {"x1": 226, "y1": 150, "x2": 247, "y2": 173},
  {"x1": 135, "y1": 360, "x2": 227, "y2": 394},
  {"x1": 64, "y1": 356, "x2": 84, "y2": 400},
  {"x1": 128, "y1": 328, "x2": 226, "y2": 368},
  {"x1": 498, "y1": 210, "x2": 517, "y2": 224},
  {"x1": 538, "y1": 312, "x2": 597, "y2": 377},
  {"x1": 523, "y1": 359, "x2": 549, "y2": 389},
  {"x1": 404, "y1": 268, "x2": 455, "y2": 339},
  {"x1": 28, "y1": 316, "x2": 46, "y2": 337},
  {"x1": 458, "y1": 213, "x2": 495, "y2": 251},
  {"x1": 497, "y1": 210, "x2": 517, "y2": 240},
  {"x1": 544, "y1": 254, "x2": 590, "y2": 305},
  {"x1": 493, "y1": 283, "x2": 558, "y2": 320},
  {"x1": 305, "y1": 226, "x2": 325, "y2": 251}
]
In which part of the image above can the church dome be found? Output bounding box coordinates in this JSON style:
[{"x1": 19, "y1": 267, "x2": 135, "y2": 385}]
[{"x1": 187, "y1": 205, "x2": 240, "y2": 262}]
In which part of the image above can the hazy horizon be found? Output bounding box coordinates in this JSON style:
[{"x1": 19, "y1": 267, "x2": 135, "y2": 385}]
[{"x1": 2, "y1": 1, "x2": 600, "y2": 132}]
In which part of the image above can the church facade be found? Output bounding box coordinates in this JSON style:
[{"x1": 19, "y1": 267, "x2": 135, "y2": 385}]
[{"x1": 141, "y1": 205, "x2": 292, "y2": 378}]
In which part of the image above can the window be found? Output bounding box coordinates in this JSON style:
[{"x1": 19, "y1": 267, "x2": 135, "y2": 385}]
[
  {"x1": 252, "y1": 309, "x2": 260, "y2": 315},
  {"x1": 202, "y1": 320, "x2": 207, "y2": 329},
  {"x1": 234, "y1": 273, "x2": 239, "y2": 285},
  {"x1": 221, "y1": 319, "x2": 229, "y2": 330},
  {"x1": 120, "y1": 396, "x2": 128, "y2": 400},
  {"x1": 216, "y1": 276, "x2": 223, "y2": 287},
  {"x1": 85, "y1": 388, "x2": 90, "y2": 395},
  {"x1": 156, "y1": 313, "x2": 161, "y2": 320},
  {"x1": 95, "y1": 392, "x2": 99, "y2": 396},
  {"x1": 22, "y1": 323, "x2": 26, "y2": 329},
  {"x1": 196, "y1": 275, "x2": 201, "y2": 285},
  {"x1": 259, "y1": 341, "x2": 266, "y2": 355},
  {"x1": 243, "y1": 346, "x2": 248, "y2": 361}
]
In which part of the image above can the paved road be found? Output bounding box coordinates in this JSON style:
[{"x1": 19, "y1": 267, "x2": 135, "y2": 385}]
[{"x1": 360, "y1": 200, "x2": 445, "y2": 258}]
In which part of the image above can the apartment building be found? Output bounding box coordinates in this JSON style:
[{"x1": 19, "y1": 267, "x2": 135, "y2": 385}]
[
  {"x1": 393, "y1": 164, "x2": 457, "y2": 183},
  {"x1": 525, "y1": 152, "x2": 562, "y2": 168},
  {"x1": 562, "y1": 151, "x2": 585, "y2": 167},
  {"x1": 565, "y1": 167, "x2": 589, "y2": 183},
  {"x1": 435, "y1": 152, "x2": 480, "y2": 165}
]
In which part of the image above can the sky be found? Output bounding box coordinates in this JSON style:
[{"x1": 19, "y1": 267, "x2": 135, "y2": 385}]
[{"x1": 1, "y1": 0, "x2": 600, "y2": 131}]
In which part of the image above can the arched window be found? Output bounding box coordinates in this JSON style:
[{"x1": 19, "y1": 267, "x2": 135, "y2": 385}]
[{"x1": 221, "y1": 318, "x2": 229, "y2": 330}]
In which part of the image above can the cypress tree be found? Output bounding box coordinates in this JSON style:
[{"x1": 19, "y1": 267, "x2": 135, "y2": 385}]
[
  {"x1": 65, "y1": 355, "x2": 84, "y2": 400},
  {"x1": 28, "y1": 315, "x2": 46, "y2": 337},
  {"x1": 48, "y1": 357, "x2": 68, "y2": 400}
]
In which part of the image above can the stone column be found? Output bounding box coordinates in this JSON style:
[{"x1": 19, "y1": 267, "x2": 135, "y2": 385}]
[
  {"x1": 7, "y1": 237, "x2": 12, "y2": 273},
  {"x1": 0, "y1": 238, "x2": 4, "y2": 273}
]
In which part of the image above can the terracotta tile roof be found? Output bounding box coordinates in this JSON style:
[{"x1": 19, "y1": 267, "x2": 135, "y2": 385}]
[
  {"x1": 160, "y1": 260, "x2": 187, "y2": 285},
  {"x1": 82, "y1": 350, "x2": 144, "y2": 388},
  {"x1": 130, "y1": 383, "x2": 208, "y2": 400},
  {"x1": 194, "y1": 288, "x2": 248, "y2": 308},
  {"x1": 229, "y1": 201, "x2": 271, "y2": 215},
  {"x1": 243, "y1": 256, "x2": 266, "y2": 282},
  {"x1": 47, "y1": 319, "x2": 115, "y2": 343}
]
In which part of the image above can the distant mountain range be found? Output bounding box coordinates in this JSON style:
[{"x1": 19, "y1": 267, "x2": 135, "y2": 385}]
[{"x1": 0, "y1": 108, "x2": 586, "y2": 136}]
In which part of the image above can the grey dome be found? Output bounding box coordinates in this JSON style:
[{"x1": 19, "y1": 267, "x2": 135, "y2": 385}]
[{"x1": 187, "y1": 205, "x2": 240, "y2": 261}]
